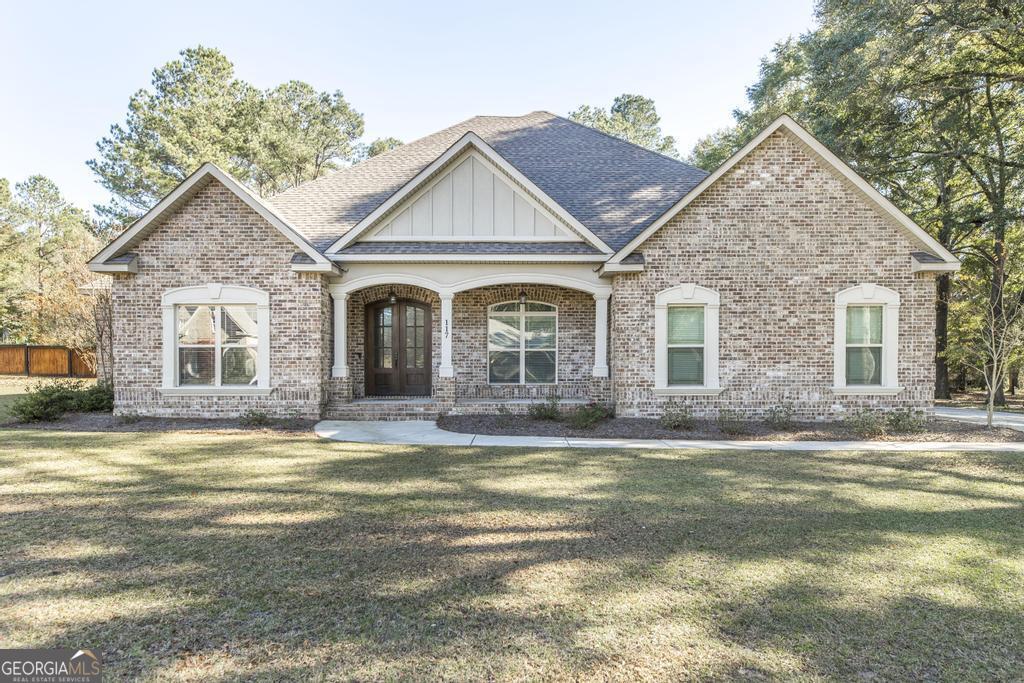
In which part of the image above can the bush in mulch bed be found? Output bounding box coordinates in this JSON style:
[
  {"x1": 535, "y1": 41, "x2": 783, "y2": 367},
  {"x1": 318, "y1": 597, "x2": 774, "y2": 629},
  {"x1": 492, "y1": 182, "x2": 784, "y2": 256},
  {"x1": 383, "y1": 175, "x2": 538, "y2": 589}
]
[{"x1": 10, "y1": 379, "x2": 113, "y2": 422}]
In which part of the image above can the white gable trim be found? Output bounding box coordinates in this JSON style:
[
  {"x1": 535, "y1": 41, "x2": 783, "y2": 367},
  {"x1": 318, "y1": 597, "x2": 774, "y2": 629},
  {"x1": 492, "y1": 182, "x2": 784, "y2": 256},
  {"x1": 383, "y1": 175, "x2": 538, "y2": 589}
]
[
  {"x1": 364, "y1": 149, "x2": 580, "y2": 242},
  {"x1": 326, "y1": 133, "x2": 613, "y2": 255},
  {"x1": 88, "y1": 163, "x2": 334, "y2": 273},
  {"x1": 608, "y1": 115, "x2": 960, "y2": 271}
]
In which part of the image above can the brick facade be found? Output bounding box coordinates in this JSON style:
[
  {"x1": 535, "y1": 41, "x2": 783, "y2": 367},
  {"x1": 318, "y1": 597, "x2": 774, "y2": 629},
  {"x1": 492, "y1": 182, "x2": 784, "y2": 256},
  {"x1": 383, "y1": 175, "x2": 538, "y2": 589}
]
[
  {"x1": 610, "y1": 129, "x2": 936, "y2": 419},
  {"x1": 107, "y1": 130, "x2": 941, "y2": 422},
  {"x1": 110, "y1": 179, "x2": 331, "y2": 418}
]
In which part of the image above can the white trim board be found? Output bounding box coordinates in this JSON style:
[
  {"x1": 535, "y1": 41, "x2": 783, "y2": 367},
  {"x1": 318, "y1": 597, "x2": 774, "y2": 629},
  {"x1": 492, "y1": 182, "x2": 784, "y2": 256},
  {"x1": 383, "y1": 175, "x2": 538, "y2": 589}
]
[
  {"x1": 326, "y1": 132, "x2": 613, "y2": 255},
  {"x1": 607, "y1": 115, "x2": 960, "y2": 271},
  {"x1": 89, "y1": 163, "x2": 333, "y2": 272}
]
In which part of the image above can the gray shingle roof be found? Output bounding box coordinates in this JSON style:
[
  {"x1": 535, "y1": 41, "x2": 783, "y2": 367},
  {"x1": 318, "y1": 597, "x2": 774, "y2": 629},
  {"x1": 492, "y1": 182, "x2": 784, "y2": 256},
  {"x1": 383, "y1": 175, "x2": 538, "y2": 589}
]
[
  {"x1": 269, "y1": 111, "x2": 708, "y2": 253},
  {"x1": 911, "y1": 251, "x2": 945, "y2": 264},
  {"x1": 336, "y1": 242, "x2": 604, "y2": 256}
]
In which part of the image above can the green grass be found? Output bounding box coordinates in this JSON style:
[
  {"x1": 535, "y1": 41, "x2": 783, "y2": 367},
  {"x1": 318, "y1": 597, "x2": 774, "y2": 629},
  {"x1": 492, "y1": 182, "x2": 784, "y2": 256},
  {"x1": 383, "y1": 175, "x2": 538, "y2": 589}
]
[{"x1": 1, "y1": 429, "x2": 1022, "y2": 680}]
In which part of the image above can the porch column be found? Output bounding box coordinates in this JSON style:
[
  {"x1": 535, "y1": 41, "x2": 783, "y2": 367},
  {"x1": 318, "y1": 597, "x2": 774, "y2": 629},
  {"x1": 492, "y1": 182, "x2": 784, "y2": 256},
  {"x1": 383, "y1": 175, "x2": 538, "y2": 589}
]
[
  {"x1": 592, "y1": 292, "x2": 610, "y2": 377},
  {"x1": 439, "y1": 292, "x2": 454, "y2": 377},
  {"x1": 331, "y1": 291, "x2": 348, "y2": 378}
]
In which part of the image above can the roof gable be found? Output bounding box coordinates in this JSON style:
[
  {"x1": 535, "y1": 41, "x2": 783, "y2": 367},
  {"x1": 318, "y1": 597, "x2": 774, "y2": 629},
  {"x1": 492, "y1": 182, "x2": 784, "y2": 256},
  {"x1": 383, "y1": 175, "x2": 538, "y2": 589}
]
[
  {"x1": 270, "y1": 112, "x2": 708, "y2": 252},
  {"x1": 327, "y1": 132, "x2": 612, "y2": 254},
  {"x1": 608, "y1": 115, "x2": 959, "y2": 270},
  {"x1": 364, "y1": 149, "x2": 581, "y2": 243},
  {"x1": 89, "y1": 163, "x2": 333, "y2": 272}
]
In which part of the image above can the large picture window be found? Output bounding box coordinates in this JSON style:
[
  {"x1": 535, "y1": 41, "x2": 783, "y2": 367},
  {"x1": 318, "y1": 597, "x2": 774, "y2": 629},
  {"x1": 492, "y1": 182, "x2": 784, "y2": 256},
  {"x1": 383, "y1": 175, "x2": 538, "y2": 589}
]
[
  {"x1": 488, "y1": 301, "x2": 557, "y2": 384},
  {"x1": 161, "y1": 284, "x2": 270, "y2": 394},
  {"x1": 176, "y1": 305, "x2": 259, "y2": 386}
]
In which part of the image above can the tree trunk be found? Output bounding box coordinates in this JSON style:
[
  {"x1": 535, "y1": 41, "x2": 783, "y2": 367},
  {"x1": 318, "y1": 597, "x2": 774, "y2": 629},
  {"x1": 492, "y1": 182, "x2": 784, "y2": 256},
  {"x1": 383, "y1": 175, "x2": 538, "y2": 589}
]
[
  {"x1": 1010, "y1": 367, "x2": 1019, "y2": 396},
  {"x1": 934, "y1": 274, "x2": 951, "y2": 399}
]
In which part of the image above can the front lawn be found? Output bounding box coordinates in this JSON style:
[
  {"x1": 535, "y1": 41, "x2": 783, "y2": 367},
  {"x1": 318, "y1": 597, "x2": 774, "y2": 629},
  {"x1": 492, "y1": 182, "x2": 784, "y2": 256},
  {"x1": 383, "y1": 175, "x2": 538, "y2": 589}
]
[{"x1": 1, "y1": 429, "x2": 1022, "y2": 680}]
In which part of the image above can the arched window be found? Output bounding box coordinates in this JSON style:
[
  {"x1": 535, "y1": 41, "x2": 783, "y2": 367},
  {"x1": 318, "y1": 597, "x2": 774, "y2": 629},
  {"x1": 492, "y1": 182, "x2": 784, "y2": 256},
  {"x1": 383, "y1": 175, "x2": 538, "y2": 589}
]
[
  {"x1": 654, "y1": 283, "x2": 721, "y2": 394},
  {"x1": 487, "y1": 301, "x2": 557, "y2": 384},
  {"x1": 833, "y1": 284, "x2": 902, "y2": 394}
]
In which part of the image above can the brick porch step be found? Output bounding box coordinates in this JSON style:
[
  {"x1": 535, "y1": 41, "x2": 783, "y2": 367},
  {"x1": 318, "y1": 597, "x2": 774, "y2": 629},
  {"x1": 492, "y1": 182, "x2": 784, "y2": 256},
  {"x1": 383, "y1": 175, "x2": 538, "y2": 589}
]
[{"x1": 324, "y1": 398, "x2": 439, "y2": 421}]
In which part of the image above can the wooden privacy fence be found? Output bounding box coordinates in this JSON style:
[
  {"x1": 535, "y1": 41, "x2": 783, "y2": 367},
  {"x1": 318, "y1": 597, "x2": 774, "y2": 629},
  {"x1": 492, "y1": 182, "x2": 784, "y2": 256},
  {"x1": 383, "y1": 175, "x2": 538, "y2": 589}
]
[{"x1": 0, "y1": 345, "x2": 96, "y2": 378}]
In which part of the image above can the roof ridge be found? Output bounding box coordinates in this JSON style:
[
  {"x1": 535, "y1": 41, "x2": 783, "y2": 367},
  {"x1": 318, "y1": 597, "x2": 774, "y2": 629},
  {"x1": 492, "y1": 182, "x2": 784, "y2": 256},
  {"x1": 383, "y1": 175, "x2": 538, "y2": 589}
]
[{"x1": 544, "y1": 111, "x2": 708, "y2": 173}]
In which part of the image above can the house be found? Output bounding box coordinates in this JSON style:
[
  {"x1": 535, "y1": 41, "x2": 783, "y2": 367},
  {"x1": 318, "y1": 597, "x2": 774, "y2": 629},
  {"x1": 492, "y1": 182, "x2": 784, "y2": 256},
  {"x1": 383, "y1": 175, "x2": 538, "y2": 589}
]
[{"x1": 88, "y1": 112, "x2": 959, "y2": 421}]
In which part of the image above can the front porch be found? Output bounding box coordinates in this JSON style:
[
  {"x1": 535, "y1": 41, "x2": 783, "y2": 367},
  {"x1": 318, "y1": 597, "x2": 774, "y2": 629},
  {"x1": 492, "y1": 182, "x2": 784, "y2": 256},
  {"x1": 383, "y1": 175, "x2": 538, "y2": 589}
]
[{"x1": 323, "y1": 266, "x2": 612, "y2": 419}]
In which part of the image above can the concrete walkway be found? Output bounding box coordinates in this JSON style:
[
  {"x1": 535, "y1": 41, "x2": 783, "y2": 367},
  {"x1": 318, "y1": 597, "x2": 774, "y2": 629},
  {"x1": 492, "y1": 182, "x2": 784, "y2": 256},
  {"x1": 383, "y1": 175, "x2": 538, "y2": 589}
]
[
  {"x1": 314, "y1": 419, "x2": 1024, "y2": 452},
  {"x1": 935, "y1": 406, "x2": 1024, "y2": 432}
]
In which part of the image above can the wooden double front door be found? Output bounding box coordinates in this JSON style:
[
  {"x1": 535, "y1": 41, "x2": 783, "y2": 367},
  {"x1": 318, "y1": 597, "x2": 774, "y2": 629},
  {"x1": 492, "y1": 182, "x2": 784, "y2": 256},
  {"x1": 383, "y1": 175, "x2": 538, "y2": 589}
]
[{"x1": 365, "y1": 300, "x2": 432, "y2": 397}]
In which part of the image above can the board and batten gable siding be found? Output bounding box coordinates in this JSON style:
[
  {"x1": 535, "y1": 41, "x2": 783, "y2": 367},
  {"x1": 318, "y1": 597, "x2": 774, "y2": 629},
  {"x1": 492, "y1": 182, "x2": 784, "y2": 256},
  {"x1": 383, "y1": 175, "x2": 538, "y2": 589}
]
[
  {"x1": 110, "y1": 179, "x2": 331, "y2": 418},
  {"x1": 366, "y1": 152, "x2": 574, "y2": 241},
  {"x1": 610, "y1": 128, "x2": 937, "y2": 419}
]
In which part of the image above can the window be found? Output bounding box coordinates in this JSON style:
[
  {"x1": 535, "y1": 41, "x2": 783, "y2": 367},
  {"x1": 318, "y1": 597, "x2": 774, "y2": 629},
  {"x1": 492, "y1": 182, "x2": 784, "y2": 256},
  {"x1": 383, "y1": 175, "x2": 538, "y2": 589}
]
[
  {"x1": 488, "y1": 301, "x2": 556, "y2": 384},
  {"x1": 845, "y1": 305, "x2": 882, "y2": 385},
  {"x1": 176, "y1": 305, "x2": 259, "y2": 386},
  {"x1": 161, "y1": 284, "x2": 270, "y2": 394},
  {"x1": 654, "y1": 284, "x2": 720, "y2": 393},
  {"x1": 667, "y1": 306, "x2": 705, "y2": 385},
  {"x1": 833, "y1": 284, "x2": 901, "y2": 393}
]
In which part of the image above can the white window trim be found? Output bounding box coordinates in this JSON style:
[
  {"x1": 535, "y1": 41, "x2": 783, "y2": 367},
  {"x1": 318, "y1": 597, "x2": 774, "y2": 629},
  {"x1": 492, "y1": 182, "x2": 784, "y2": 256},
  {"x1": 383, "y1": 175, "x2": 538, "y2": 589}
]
[
  {"x1": 654, "y1": 284, "x2": 722, "y2": 395},
  {"x1": 487, "y1": 301, "x2": 558, "y2": 385},
  {"x1": 833, "y1": 283, "x2": 902, "y2": 395},
  {"x1": 160, "y1": 284, "x2": 271, "y2": 395}
]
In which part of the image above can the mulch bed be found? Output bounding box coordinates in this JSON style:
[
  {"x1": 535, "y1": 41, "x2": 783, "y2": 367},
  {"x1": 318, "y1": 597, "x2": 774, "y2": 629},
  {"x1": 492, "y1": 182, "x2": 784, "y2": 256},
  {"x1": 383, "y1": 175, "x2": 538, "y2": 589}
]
[{"x1": 438, "y1": 414, "x2": 1024, "y2": 442}]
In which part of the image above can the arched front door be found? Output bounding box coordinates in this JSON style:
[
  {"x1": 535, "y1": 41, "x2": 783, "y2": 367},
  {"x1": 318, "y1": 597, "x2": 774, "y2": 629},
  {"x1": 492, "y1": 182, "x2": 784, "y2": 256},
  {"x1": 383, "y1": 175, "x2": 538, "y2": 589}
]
[{"x1": 365, "y1": 299, "x2": 431, "y2": 396}]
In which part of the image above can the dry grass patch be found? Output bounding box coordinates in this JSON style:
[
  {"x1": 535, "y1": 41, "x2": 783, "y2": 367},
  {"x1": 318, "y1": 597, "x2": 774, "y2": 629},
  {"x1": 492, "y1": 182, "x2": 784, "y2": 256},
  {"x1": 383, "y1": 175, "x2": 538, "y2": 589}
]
[{"x1": 1, "y1": 429, "x2": 1022, "y2": 680}]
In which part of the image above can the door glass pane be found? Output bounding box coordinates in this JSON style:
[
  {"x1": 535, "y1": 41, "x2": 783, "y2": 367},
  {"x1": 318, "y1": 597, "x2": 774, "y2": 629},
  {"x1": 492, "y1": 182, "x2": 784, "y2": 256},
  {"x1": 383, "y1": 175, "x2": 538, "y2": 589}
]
[
  {"x1": 525, "y1": 351, "x2": 556, "y2": 383},
  {"x1": 668, "y1": 306, "x2": 704, "y2": 345},
  {"x1": 221, "y1": 305, "x2": 258, "y2": 345},
  {"x1": 668, "y1": 348, "x2": 704, "y2": 385},
  {"x1": 846, "y1": 347, "x2": 882, "y2": 385},
  {"x1": 525, "y1": 316, "x2": 556, "y2": 349},
  {"x1": 178, "y1": 347, "x2": 215, "y2": 385},
  {"x1": 488, "y1": 315, "x2": 521, "y2": 349},
  {"x1": 177, "y1": 306, "x2": 215, "y2": 344},
  {"x1": 846, "y1": 306, "x2": 882, "y2": 344},
  {"x1": 375, "y1": 307, "x2": 393, "y2": 369},
  {"x1": 489, "y1": 351, "x2": 520, "y2": 383},
  {"x1": 405, "y1": 306, "x2": 425, "y2": 369},
  {"x1": 222, "y1": 347, "x2": 257, "y2": 385}
]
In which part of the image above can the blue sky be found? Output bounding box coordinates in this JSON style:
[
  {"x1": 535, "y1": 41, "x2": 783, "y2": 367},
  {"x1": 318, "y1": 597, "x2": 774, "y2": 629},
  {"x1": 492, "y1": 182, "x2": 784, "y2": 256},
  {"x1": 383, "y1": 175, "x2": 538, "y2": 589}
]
[{"x1": 1, "y1": 0, "x2": 816, "y2": 213}]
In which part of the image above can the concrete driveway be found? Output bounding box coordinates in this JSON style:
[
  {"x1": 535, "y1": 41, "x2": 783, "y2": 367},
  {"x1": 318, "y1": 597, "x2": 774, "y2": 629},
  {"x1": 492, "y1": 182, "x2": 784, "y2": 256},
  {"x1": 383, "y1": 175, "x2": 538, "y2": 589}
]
[{"x1": 935, "y1": 406, "x2": 1024, "y2": 432}]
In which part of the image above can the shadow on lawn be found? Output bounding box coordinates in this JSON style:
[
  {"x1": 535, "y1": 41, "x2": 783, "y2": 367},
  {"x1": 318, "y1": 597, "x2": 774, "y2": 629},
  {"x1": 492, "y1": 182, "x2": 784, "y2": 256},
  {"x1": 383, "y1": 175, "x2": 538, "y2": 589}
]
[{"x1": 1, "y1": 431, "x2": 1022, "y2": 680}]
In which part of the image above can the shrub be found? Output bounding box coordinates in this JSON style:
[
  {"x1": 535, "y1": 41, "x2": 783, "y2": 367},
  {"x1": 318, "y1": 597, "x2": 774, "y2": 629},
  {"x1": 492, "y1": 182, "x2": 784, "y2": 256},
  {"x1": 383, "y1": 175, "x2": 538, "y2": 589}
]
[
  {"x1": 527, "y1": 395, "x2": 561, "y2": 421},
  {"x1": 10, "y1": 379, "x2": 84, "y2": 422},
  {"x1": 765, "y1": 404, "x2": 795, "y2": 430},
  {"x1": 10, "y1": 379, "x2": 115, "y2": 423},
  {"x1": 659, "y1": 402, "x2": 695, "y2": 431},
  {"x1": 566, "y1": 402, "x2": 612, "y2": 429},
  {"x1": 74, "y1": 381, "x2": 114, "y2": 413},
  {"x1": 240, "y1": 409, "x2": 272, "y2": 427},
  {"x1": 496, "y1": 403, "x2": 514, "y2": 427},
  {"x1": 716, "y1": 409, "x2": 749, "y2": 435},
  {"x1": 887, "y1": 409, "x2": 925, "y2": 434},
  {"x1": 844, "y1": 410, "x2": 887, "y2": 439}
]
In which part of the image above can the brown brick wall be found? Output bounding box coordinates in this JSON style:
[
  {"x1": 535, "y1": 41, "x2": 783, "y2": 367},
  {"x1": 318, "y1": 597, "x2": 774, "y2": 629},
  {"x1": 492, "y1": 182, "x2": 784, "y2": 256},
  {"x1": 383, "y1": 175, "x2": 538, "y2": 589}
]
[
  {"x1": 610, "y1": 129, "x2": 937, "y2": 419},
  {"x1": 110, "y1": 179, "x2": 330, "y2": 418}
]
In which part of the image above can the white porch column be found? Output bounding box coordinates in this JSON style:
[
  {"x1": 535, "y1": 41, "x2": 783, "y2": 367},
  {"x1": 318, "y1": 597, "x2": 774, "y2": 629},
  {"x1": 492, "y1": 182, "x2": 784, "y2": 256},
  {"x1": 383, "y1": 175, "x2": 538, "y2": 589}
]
[
  {"x1": 331, "y1": 291, "x2": 349, "y2": 378},
  {"x1": 592, "y1": 293, "x2": 610, "y2": 378},
  {"x1": 439, "y1": 292, "x2": 454, "y2": 377}
]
